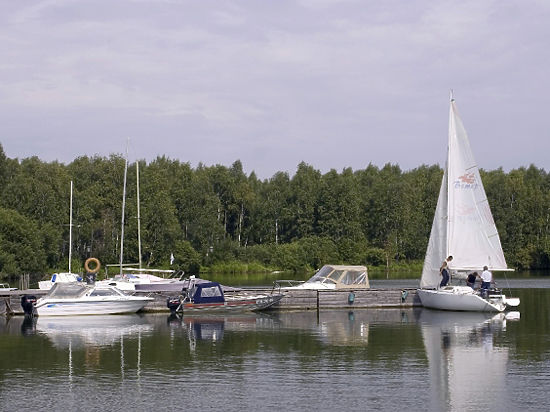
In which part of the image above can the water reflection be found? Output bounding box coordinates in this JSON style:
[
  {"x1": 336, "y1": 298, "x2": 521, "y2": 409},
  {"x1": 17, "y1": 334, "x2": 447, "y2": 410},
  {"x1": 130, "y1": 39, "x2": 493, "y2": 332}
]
[
  {"x1": 34, "y1": 315, "x2": 153, "y2": 349},
  {"x1": 166, "y1": 312, "x2": 277, "y2": 353},
  {"x1": 418, "y1": 310, "x2": 520, "y2": 412},
  {"x1": 0, "y1": 303, "x2": 536, "y2": 411}
]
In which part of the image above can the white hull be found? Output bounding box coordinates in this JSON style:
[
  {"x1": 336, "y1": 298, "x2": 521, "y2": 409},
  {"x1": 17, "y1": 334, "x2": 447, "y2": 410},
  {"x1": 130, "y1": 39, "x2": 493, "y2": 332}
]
[
  {"x1": 417, "y1": 287, "x2": 507, "y2": 312},
  {"x1": 35, "y1": 298, "x2": 151, "y2": 316}
]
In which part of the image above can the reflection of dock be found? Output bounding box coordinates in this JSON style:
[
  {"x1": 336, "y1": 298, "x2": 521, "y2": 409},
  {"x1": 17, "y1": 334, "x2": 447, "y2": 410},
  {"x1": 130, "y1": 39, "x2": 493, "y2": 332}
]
[{"x1": 1, "y1": 287, "x2": 421, "y2": 315}]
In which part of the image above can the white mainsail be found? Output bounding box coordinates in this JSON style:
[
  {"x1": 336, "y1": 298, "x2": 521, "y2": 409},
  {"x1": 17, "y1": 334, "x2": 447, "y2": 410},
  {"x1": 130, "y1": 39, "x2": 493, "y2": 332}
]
[{"x1": 420, "y1": 98, "x2": 508, "y2": 288}]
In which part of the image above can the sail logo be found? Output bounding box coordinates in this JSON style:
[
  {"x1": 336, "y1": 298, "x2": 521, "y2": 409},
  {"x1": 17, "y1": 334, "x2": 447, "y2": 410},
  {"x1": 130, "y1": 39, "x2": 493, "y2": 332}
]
[{"x1": 454, "y1": 172, "x2": 478, "y2": 189}]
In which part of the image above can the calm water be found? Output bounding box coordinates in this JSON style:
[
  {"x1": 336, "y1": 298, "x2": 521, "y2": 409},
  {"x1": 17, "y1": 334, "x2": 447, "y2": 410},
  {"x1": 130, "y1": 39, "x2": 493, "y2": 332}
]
[{"x1": 1, "y1": 282, "x2": 549, "y2": 411}]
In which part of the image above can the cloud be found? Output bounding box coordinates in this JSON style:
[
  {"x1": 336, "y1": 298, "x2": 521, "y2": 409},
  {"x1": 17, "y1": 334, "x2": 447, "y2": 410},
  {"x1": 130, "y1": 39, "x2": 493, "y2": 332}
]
[{"x1": 0, "y1": 1, "x2": 549, "y2": 178}]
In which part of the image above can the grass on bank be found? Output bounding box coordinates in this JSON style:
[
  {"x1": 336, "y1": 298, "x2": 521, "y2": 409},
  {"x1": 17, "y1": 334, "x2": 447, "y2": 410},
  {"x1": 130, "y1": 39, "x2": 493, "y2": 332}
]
[{"x1": 201, "y1": 260, "x2": 423, "y2": 279}]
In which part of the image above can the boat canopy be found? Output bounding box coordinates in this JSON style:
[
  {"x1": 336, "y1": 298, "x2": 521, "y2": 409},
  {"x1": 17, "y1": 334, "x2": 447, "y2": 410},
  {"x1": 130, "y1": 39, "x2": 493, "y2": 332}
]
[
  {"x1": 190, "y1": 282, "x2": 225, "y2": 304},
  {"x1": 306, "y1": 265, "x2": 369, "y2": 288}
]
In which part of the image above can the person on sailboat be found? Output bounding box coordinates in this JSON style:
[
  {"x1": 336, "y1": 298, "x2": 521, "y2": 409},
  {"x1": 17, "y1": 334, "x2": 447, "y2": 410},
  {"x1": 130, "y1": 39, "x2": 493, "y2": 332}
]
[
  {"x1": 480, "y1": 266, "x2": 492, "y2": 297},
  {"x1": 467, "y1": 272, "x2": 479, "y2": 289},
  {"x1": 439, "y1": 261, "x2": 450, "y2": 287}
]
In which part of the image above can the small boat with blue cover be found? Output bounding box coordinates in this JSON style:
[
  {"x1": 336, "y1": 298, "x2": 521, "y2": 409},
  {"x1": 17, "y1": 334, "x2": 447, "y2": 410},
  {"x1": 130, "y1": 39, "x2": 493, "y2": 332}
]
[{"x1": 167, "y1": 280, "x2": 283, "y2": 313}]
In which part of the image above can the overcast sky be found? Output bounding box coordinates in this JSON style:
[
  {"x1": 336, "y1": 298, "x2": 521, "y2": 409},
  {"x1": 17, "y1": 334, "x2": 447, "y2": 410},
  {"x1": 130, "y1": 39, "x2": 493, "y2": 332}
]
[{"x1": 1, "y1": 0, "x2": 548, "y2": 179}]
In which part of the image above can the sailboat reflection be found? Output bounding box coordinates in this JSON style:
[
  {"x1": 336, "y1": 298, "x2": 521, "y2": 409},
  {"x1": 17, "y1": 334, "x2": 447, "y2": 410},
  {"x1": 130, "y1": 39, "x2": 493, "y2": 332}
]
[
  {"x1": 35, "y1": 315, "x2": 153, "y2": 349},
  {"x1": 418, "y1": 309, "x2": 520, "y2": 412}
]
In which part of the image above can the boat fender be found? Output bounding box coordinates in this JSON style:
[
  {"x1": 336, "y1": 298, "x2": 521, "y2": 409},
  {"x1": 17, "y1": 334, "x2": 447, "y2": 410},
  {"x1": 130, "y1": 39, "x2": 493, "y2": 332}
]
[
  {"x1": 401, "y1": 290, "x2": 409, "y2": 302},
  {"x1": 84, "y1": 257, "x2": 101, "y2": 274},
  {"x1": 348, "y1": 292, "x2": 355, "y2": 304}
]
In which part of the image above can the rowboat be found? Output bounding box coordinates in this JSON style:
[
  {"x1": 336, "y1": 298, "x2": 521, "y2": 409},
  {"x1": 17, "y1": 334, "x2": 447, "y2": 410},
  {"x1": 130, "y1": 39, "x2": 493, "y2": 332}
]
[{"x1": 167, "y1": 280, "x2": 283, "y2": 313}]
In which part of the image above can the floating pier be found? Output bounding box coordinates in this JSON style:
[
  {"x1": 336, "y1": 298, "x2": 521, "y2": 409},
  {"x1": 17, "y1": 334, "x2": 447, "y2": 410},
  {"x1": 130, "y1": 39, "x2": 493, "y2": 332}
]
[
  {"x1": 1, "y1": 287, "x2": 421, "y2": 315},
  {"x1": 250, "y1": 287, "x2": 421, "y2": 310}
]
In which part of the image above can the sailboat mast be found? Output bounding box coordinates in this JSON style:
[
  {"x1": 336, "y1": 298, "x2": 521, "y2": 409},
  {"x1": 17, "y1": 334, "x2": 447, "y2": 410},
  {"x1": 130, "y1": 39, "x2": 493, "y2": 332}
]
[
  {"x1": 136, "y1": 161, "x2": 142, "y2": 269},
  {"x1": 119, "y1": 142, "x2": 129, "y2": 277},
  {"x1": 446, "y1": 93, "x2": 454, "y2": 261},
  {"x1": 69, "y1": 180, "x2": 73, "y2": 273}
]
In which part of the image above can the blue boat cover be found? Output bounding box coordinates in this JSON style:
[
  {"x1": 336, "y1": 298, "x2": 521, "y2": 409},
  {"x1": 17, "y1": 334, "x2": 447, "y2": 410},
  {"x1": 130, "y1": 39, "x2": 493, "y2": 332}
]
[{"x1": 191, "y1": 282, "x2": 225, "y2": 304}]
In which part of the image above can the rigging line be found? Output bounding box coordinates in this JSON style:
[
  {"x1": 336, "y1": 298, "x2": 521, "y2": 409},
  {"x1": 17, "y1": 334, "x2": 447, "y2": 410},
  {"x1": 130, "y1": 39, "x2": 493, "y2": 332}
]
[{"x1": 501, "y1": 268, "x2": 513, "y2": 296}]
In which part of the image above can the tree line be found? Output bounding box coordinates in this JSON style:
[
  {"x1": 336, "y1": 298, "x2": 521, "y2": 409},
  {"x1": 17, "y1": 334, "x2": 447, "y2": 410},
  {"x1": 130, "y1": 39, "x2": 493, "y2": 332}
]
[{"x1": 1, "y1": 143, "x2": 549, "y2": 280}]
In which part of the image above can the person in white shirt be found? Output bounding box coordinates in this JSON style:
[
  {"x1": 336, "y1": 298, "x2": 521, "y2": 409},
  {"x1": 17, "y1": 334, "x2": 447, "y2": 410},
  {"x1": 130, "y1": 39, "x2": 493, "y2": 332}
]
[{"x1": 480, "y1": 266, "x2": 492, "y2": 297}]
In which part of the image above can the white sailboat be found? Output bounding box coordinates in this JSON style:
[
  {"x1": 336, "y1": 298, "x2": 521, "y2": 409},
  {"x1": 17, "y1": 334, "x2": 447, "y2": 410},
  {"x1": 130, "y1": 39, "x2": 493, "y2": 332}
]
[
  {"x1": 38, "y1": 181, "x2": 82, "y2": 290},
  {"x1": 98, "y1": 143, "x2": 186, "y2": 292},
  {"x1": 417, "y1": 95, "x2": 520, "y2": 312}
]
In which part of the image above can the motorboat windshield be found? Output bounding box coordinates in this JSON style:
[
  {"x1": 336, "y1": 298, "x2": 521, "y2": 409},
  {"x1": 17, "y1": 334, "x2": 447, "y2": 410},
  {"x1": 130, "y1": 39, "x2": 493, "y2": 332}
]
[
  {"x1": 306, "y1": 265, "x2": 369, "y2": 288},
  {"x1": 47, "y1": 283, "x2": 89, "y2": 299},
  {"x1": 46, "y1": 283, "x2": 128, "y2": 298}
]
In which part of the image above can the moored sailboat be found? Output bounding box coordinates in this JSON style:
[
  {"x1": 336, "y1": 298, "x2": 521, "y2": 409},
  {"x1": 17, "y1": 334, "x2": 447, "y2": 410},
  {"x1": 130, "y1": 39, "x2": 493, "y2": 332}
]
[{"x1": 417, "y1": 94, "x2": 520, "y2": 312}]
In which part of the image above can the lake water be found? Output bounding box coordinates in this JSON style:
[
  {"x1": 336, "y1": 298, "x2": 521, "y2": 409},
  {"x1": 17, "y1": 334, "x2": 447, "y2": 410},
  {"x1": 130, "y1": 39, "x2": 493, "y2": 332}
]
[{"x1": 1, "y1": 281, "x2": 549, "y2": 411}]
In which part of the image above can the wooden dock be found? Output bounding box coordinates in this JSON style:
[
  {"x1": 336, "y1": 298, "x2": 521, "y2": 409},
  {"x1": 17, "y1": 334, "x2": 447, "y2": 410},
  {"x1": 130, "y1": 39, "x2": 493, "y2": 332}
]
[
  {"x1": 2, "y1": 287, "x2": 421, "y2": 315},
  {"x1": 250, "y1": 287, "x2": 421, "y2": 310},
  {"x1": 0, "y1": 289, "x2": 48, "y2": 315}
]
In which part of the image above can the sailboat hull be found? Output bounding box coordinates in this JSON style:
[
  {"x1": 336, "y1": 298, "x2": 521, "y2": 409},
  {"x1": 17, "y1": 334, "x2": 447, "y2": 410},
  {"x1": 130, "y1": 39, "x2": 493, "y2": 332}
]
[{"x1": 417, "y1": 287, "x2": 506, "y2": 312}]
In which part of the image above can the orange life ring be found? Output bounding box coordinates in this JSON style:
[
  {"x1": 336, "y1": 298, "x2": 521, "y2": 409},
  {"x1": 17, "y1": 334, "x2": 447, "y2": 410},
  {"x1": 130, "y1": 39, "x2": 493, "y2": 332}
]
[{"x1": 85, "y1": 257, "x2": 101, "y2": 274}]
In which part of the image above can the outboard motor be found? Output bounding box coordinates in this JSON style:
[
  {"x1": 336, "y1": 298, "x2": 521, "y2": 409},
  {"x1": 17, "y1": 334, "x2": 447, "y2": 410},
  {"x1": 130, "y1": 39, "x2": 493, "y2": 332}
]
[
  {"x1": 167, "y1": 297, "x2": 181, "y2": 314},
  {"x1": 20, "y1": 295, "x2": 37, "y2": 316}
]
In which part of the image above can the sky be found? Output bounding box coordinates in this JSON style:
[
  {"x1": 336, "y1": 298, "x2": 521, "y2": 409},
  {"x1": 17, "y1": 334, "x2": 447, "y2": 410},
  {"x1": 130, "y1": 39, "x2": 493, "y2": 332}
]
[{"x1": 1, "y1": 0, "x2": 549, "y2": 179}]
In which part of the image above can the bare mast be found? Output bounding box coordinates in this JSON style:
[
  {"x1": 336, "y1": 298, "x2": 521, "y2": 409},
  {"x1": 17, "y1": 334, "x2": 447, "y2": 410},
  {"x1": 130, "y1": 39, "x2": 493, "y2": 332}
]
[
  {"x1": 119, "y1": 141, "x2": 129, "y2": 277},
  {"x1": 136, "y1": 161, "x2": 142, "y2": 269},
  {"x1": 69, "y1": 180, "x2": 73, "y2": 273}
]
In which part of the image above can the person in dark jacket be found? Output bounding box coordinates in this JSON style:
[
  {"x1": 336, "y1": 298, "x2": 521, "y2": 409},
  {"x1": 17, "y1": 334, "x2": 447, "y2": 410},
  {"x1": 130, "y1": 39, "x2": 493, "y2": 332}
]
[
  {"x1": 440, "y1": 261, "x2": 450, "y2": 287},
  {"x1": 467, "y1": 272, "x2": 479, "y2": 289}
]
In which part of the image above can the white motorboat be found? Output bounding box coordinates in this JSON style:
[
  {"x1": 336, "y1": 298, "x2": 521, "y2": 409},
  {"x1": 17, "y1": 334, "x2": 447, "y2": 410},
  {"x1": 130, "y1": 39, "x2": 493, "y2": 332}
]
[
  {"x1": 417, "y1": 94, "x2": 519, "y2": 312},
  {"x1": 30, "y1": 283, "x2": 153, "y2": 316},
  {"x1": 97, "y1": 268, "x2": 179, "y2": 291},
  {"x1": 38, "y1": 272, "x2": 83, "y2": 290},
  {"x1": 0, "y1": 282, "x2": 17, "y2": 291},
  {"x1": 274, "y1": 265, "x2": 369, "y2": 290}
]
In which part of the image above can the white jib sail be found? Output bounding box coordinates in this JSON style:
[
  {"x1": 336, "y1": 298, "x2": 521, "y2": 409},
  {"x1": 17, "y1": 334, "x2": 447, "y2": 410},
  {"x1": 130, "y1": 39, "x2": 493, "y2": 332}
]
[{"x1": 421, "y1": 98, "x2": 508, "y2": 288}]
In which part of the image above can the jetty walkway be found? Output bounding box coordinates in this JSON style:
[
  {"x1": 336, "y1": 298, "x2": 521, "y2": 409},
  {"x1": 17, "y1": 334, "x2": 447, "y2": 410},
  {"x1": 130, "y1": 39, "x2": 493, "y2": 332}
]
[{"x1": 1, "y1": 287, "x2": 421, "y2": 315}]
